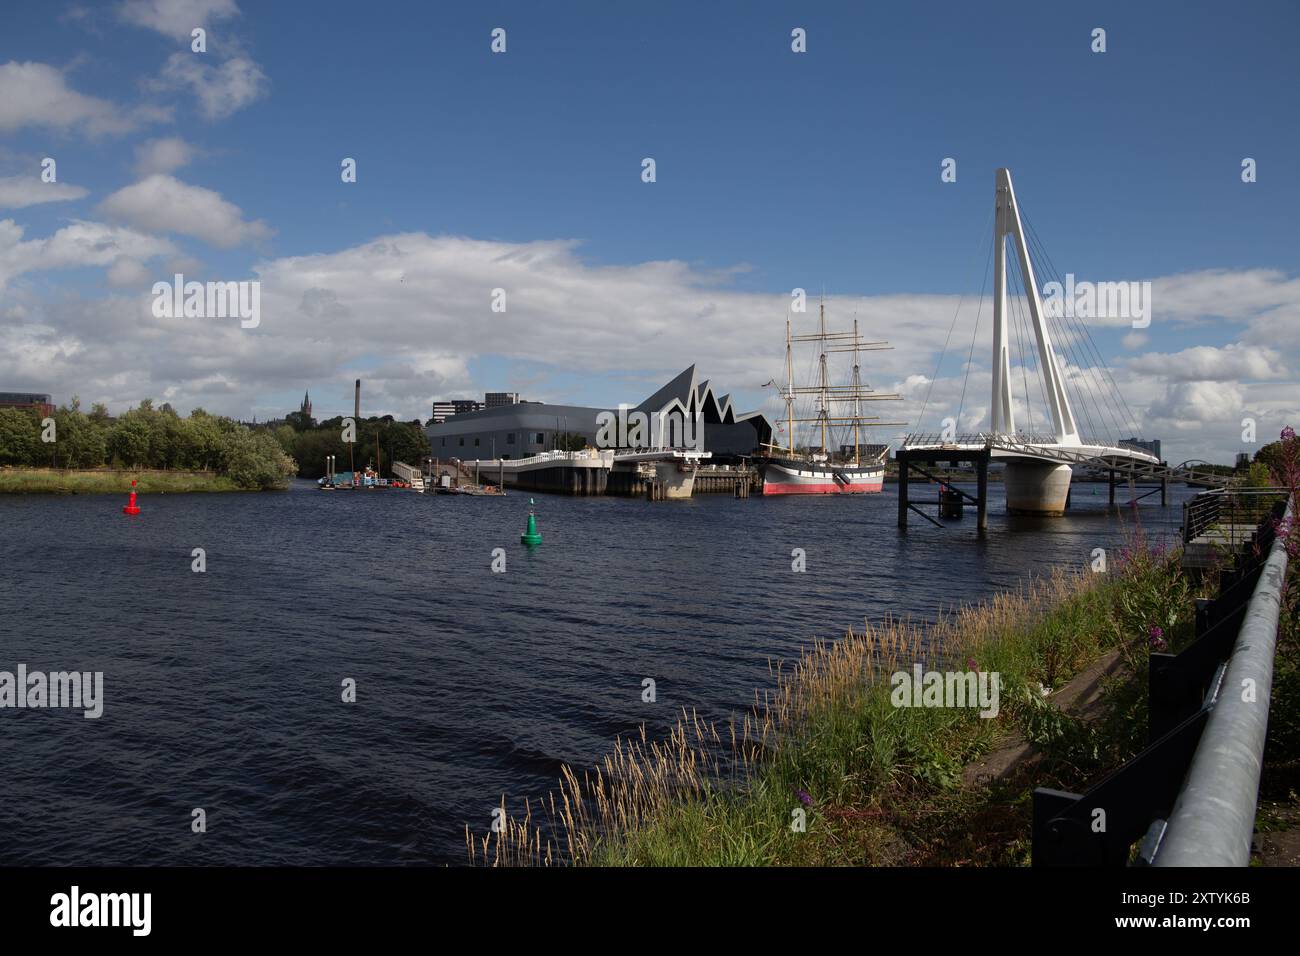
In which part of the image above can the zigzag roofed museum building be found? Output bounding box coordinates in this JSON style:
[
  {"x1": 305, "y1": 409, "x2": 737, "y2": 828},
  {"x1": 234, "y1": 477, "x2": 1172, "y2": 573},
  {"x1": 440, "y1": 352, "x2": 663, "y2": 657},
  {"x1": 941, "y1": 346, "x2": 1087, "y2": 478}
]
[{"x1": 424, "y1": 367, "x2": 773, "y2": 497}]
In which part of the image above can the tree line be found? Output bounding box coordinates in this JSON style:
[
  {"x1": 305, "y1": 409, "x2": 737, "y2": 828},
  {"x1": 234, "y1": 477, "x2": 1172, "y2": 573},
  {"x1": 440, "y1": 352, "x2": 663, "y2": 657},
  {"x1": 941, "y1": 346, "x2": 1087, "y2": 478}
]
[
  {"x1": 271, "y1": 414, "x2": 431, "y2": 479},
  {"x1": 0, "y1": 399, "x2": 297, "y2": 490}
]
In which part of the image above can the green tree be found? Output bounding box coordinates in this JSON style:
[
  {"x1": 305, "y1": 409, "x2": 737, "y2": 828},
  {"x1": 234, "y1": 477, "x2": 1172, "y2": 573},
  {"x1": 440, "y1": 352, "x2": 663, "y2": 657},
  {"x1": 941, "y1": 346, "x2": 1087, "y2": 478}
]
[
  {"x1": 1244, "y1": 461, "x2": 1273, "y2": 488},
  {"x1": 184, "y1": 411, "x2": 230, "y2": 471},
  {"x1": 272, "y1": 424, "x2": 298, "y2": 458},
  {"x1": 109, "y1": 415, "x2": 152, "y2": 466},
  {"x1": 53, "y1": 403, "x2": 107, "y2": 468},
  {"x1": 284, "y1": 410, "x2": 315, "y2": 432},
  {"x1": 220, "y1": 429, "x2": 298, "y2": 489},
  {"x1": 291, "y1": 428, "x2": 347, "y2": 478},
  {"x1": 0, "y1": 407, "x2": 38, "y2": 465}
]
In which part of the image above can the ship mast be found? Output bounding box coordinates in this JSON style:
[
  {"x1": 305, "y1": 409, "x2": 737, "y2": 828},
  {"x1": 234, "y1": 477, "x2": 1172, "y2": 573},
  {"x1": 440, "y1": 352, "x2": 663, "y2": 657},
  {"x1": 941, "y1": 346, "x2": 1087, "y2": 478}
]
[
  {"x1": 852, "y1": 316, "x2": 862, "y2": 466},
  {"x1": 785, "y1": 314, "x2": 794, "y2": 453},
  {"x1": 818, "y1": 298, "x2": 829, "y2": 454},
  {"x1": 778, "y1": 303, "x2": 906, "y2": 462}
]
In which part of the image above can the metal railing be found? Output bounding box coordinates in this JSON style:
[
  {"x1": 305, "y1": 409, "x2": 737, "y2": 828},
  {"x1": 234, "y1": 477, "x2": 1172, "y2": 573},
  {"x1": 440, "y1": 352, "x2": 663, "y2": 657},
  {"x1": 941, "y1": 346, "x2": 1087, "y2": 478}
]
[
  {"x1": 1032, "y1": 495, "x2": 1293, "y2": 866},
  {"x1": 904, "y1": 432, "x2": 1146, "y2": 450},
  {"x1": 467, "y1": 449, "x2": 615, "y2": 467},
  {"x1": 1152, "y1": 497, "x2": 1293, "y2": 865},
  {"x1": 901, "y1": 431, "x2": 1003, "y2": 448},
  {"x1": 1182, "y1": 486, "x2": 1291, "y2": 544}
]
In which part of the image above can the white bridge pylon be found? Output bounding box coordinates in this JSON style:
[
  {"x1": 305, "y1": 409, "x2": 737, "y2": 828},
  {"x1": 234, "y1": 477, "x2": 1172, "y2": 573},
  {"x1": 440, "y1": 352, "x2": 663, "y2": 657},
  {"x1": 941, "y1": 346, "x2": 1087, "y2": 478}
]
[
  {"x1": 983, "y1": 168, "x2": 1157, "y2": 467},
  {"x1": 902, "y1": 168, "x2": 1181, "y2": 515},
  {"x1": 992, "y1": 167, "x2": 1079, "y2": 445}
]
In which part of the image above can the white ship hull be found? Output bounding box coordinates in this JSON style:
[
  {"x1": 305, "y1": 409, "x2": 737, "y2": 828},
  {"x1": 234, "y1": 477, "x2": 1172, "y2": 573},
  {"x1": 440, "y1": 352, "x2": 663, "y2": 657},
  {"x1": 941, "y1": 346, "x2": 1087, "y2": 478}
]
[{"x1": 761, "y1": 459, "x2": 884, "y2": 495}]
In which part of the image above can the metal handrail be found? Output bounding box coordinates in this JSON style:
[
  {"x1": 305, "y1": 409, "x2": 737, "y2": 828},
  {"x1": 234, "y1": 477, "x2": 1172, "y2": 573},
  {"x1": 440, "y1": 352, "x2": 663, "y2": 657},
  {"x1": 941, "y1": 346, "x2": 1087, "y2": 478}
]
[
  {"x1": 1154, "y1": 497, "x2": 1293, "y2": 866},
  {"x1": 904, "y1": 432, "x2": 1143, "y2": 449},
  {"x1": 1182, "y1": 486, "x2": 1291, "y2": 544}
]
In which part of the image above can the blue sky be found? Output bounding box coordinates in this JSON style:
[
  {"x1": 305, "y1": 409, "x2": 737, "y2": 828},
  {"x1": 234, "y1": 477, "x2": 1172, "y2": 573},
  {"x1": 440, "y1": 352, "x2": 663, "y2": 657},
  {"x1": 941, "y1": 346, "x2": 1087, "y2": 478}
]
[{"x1": 1, "y1": 0, "x2": 1298, "y2": 463}]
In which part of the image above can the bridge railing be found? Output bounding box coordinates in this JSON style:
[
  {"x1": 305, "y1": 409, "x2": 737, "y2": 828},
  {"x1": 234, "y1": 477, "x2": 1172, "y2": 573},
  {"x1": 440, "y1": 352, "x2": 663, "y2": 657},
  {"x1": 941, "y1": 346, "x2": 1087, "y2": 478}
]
[
  {"x1": 902, "y1": 431, "x2": 996, "y2": 448},
  {"x1": 1152, "y1": 496, "x2": 1293, "y2": 865},
  {"x1": 1032, "y1": 495, "x2": 1293, "y2": 866},
  {"x1": 390, "y1": 461, "x2": 422, "y2": 483},
  {"x1": 903, "y1": 431, "x2": 1116, "y2": 449},
  {"x1": 1182, "y1": 486, "x2": 1291, "y2": 545},
  {"x1": 479, "y1": 449, "x2": 614, "y2": 467}
]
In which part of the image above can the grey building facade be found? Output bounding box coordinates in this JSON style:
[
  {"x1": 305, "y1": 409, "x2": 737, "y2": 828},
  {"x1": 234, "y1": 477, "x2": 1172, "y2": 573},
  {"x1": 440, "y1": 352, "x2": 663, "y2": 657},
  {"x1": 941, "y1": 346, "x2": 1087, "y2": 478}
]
[{"x1": 425, "y1": 366, "x2": 772, "y2": 460}]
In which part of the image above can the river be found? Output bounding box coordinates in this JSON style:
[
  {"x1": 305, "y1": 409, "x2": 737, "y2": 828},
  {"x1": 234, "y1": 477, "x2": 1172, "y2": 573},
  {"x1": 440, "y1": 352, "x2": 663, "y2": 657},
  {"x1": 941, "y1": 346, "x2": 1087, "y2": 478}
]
[{"x1": 0, "y1": 478, "x2": 1194, "y2": 865}]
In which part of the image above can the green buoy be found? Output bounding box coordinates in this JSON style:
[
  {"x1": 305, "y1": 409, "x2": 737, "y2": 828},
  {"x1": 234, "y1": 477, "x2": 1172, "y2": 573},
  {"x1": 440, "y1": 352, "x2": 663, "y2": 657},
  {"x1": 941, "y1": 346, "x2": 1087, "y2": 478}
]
[{"x1": 520, "y1": 497, "x2": 542, "y2": 546}]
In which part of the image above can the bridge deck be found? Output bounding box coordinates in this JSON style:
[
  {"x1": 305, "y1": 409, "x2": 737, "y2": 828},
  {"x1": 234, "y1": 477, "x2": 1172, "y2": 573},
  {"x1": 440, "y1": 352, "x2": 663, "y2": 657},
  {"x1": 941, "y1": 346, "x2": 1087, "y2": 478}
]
[{"x1": 900, "y1": 433, "x2": 1233, "y2": 488}]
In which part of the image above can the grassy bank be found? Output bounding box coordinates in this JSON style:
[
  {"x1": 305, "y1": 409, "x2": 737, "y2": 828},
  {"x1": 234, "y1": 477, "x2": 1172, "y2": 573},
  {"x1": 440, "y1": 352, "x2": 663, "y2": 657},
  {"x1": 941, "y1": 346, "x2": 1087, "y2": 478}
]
[
  {"x1": 0, "y1": 468, "x2": 243, "y2": 494},
  {"x1": 470, "y1": 521, "x2": 1300, "y2": 866}
]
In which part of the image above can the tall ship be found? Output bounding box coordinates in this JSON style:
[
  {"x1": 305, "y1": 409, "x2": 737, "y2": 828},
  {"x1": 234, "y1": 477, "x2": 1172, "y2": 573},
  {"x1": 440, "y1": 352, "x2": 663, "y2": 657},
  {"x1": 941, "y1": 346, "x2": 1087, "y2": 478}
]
[{"x1": 760, "y1": 301, "x2": 902, "y2": 495}]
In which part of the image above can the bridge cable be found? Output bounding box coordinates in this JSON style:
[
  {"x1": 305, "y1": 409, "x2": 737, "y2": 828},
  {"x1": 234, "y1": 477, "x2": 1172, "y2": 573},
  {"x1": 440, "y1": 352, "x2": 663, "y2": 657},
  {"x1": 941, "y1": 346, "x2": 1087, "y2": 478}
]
[
  {"x1": 954, "y1": 238, "x2": 993, "y2": 434},
  {"x1": 915, "y1": 205, "x2": 995, "y2": 433},
  {"x1": 1028, "y1": 213, "x2": 1140, "y2": 440},
  {"x1": 1018, "y1": 212, "x2": 1119, "y2": 437},
  {"x1": 1023, "y1": 212, "x2": 1142, "y2": 441},
  {"x1": 1005, "y1": 251, "x2": 1036, "y2": 435},
  {"x1": 1022, "y1": 221, "x2": 1127, "y2": 443},
  {"x1": 1009, "y1": 251, "x2": 1052, "y2": 438},
  {"x1": 1015, "y1": 218, "x2": 1116, "y2": 443}
]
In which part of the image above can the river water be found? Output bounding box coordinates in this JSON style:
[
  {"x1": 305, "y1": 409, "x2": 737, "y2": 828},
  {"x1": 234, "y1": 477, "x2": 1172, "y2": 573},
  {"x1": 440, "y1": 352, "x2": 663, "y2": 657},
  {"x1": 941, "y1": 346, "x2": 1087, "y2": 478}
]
[{"x1": 0, "y1": 479, "x2": 1193, "y2": 865}]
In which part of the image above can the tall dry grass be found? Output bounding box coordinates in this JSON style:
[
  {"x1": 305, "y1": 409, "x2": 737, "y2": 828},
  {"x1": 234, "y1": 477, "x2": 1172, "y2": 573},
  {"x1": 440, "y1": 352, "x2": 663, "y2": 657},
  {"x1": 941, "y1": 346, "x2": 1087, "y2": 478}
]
[{"x1": 468, "y1": 566, "x2": 1112, "y2": 866}]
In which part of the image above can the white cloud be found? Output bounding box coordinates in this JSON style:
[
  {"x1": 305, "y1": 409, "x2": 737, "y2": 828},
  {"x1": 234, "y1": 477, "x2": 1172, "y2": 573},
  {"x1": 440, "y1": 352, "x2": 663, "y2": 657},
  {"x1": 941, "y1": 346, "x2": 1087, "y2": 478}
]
[
  {"x1": 106, "y1": 256, "x2": 153, "y2": 288},
  {"x1": 0, "y1": 175, "x2": 88, "y2": 209},
  {"x1": 0, "y1": 229, "x2": 1296, "y2": 466},
  {"x1": 98, "y1": 174, "x2": 272, "y2": 248},
  {"x1": 154, "y1": 52, "x2": 267, "y2": 120},
  {"x1": 0, "y1": 218, "x2": 176, "y2": 289},
  {"x1": 117, "y1": 0, "x2": 240, "y2": 40},
  {"x1": 1146, "y1": 381, "x2": 1246, "y2": 431},
  {"x1": 0, "y1": 61, "x2": 163, "y2": 136},
  {"x1": 133, "y1": 136, "x2": 198, "y2": 176},
  {"x1": 1127, "y1": 343, "x2": 1287, "y2": 382},
  {"x1": 1150, "y1": 268, "x2": 1300, "y2": 327}
]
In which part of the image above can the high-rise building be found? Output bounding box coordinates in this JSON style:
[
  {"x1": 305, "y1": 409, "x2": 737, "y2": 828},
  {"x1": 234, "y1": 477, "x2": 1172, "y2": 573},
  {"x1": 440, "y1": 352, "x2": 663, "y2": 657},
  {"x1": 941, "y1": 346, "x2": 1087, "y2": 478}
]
[
  {"x1": 1122, "y1": 437, "x2": 1162, "y2": 461},
  {"x1": 431, "y1": 399, "x2": 484, "y2": 424},
  {"x1": 485, "y1": 392, "x2": 520, "y2": 408}
]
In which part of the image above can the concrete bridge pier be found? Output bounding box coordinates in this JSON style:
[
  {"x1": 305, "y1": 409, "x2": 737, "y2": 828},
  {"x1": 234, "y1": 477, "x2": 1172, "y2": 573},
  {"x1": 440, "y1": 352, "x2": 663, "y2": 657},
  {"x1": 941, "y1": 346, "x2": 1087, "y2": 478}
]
[
  {"x1": 1004, "y1": 459, "x2": 1072, "y2": 516},
  {"x1": 648, "y1": 461, "x2": 694, "y2": 499},
  {"x1": 608, "y1": 461, "x2": 696, "y2": 499}
]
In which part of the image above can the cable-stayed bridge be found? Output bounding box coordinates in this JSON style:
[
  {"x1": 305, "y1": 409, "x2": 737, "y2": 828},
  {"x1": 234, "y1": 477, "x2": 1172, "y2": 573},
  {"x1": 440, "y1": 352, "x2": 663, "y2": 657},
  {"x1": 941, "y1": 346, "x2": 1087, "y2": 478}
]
[{"x1": 900, "y1": 168, "x2": 1234, "y2": 525}]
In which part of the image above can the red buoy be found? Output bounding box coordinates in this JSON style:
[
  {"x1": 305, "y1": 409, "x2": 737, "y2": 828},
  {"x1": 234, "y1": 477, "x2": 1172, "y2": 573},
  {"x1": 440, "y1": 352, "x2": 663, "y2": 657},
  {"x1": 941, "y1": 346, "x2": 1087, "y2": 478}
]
[{"x1": 122, "y1": 479, "x2": 141, "y2": 515}]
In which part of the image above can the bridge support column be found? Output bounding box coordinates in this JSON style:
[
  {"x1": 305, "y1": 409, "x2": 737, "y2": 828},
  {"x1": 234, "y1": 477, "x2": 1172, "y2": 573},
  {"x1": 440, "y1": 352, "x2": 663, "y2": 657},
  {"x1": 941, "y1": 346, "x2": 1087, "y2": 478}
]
[
  {"x1": 897, "y1": 451, "x2": 910, "y2": 529},
  {"x1": 1005, "y1": 460, "x2": 1072, "y2": 516},
  {"x1": 976, "y1": 451, "x2": 988, "y2": 532},
  {"x1": 1108, "y1": 469, "x2": 1115, "y2": 507}
]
